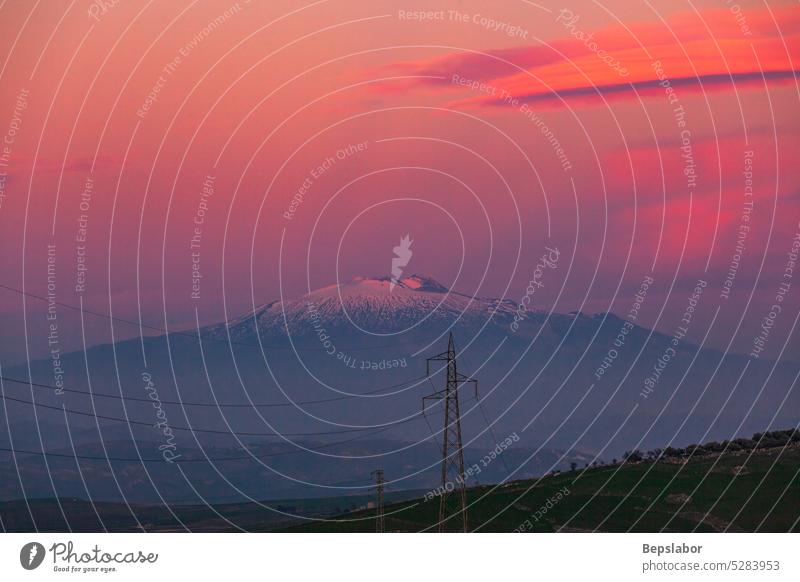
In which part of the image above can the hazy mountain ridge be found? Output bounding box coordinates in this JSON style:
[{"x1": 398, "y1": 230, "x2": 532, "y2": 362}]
[{"x1": 2, "y1": 274, "x2": 797, "y2": 503}]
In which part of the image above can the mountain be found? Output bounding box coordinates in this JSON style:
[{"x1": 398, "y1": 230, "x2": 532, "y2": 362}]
[
  {"x1": 204, "y1": 274, "x2": 519, "y2": 340},
  {"x1": 1, "y1": 275, "x2": 798, "y2": 504}
]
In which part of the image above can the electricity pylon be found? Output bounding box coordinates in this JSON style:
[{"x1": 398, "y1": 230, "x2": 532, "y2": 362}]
[
  {"x1": 423, "y1": 332, "x2": 477, "y2": 532},
  {"x1": 371, "y1": 469, "x2": 385, "y2": 533}
]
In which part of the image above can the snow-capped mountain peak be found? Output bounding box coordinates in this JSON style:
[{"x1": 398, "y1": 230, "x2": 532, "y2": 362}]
[
  {"x1": 310, "y1": 275, "x2": 450, "y2": 298},
  {"x1": 206, "y1": 275, "x2": 517, "y2": 340}
]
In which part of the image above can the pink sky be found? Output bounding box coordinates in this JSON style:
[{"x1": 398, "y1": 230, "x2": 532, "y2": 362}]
[{"x1": 0, "y1": 0, "x2": 798, "y2": 361}]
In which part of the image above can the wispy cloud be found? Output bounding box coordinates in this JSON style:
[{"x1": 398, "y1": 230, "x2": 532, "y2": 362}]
[{"x1": 363, "y1": 6, "x2": 800, "y2": 108}]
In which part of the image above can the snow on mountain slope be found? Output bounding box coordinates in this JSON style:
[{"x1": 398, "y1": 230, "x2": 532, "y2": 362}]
[{"x1": 205, "y1": 275, "x2": 523, "y2": 340}]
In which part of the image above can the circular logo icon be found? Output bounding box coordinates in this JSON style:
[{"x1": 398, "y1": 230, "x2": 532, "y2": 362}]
[{"x1": 19, "y1": 542, "x2": 46, "y2": 570}]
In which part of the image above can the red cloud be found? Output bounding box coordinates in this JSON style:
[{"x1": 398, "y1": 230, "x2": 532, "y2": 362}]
[{"x1": 364, "y1": 6, "x2": 800, "y2": 108}]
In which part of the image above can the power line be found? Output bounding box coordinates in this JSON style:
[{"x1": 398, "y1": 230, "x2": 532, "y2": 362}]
[
  {"x1": 0, "y1": 283, "x2": 409, "y2": 352},
  {"x1": 0, "y1": 373, "x2": 427, "y2": 408},
  {"x1": 0, "y1": 393, "x2": 419, "y2": 438},
  {"x1": 476, "y1": 399, "x2": 512, "y2": 478},
  {"x1": 0, "y1": 414, "x2": 423, "y2": 464},
  {"x1": 457, "y1": 351, "x2": 511, "y2": 479}
]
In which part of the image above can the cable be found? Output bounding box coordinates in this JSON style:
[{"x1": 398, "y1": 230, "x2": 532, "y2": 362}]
[
  {"x1": 476, "y1": 397, "x2": 512, "y2": 477},
  {"x1": 0, "y1": 373, "x2": 427, "y2": 408},
  {"x1": 0, "y1": 283, "x2": 410, "y2": 352},
  {"x1": 422, "y1": 376, "x2": 443, "y2": 452},
  {"x1": 0, "y1": 393, "x2": 419, "y2": 438},
  {"x1": 458, "y1": 351, "x2": 512, "y2": 478},
  {"x1": 0, "y1": 414, "x2": 424, "y2": 463}
]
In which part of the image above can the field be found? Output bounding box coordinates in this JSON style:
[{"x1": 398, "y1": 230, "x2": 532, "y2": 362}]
[
  {"x1": 286, "y1": 445, "x2": 800, "y2": 532},
  {"x1": 2, "y1": 445, "x2": 796, "y2": 532}
]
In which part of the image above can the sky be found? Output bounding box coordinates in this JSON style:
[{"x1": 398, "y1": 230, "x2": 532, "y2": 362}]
[{"x1": 0, "y1": 0, "x2": 798, "y2": 362}]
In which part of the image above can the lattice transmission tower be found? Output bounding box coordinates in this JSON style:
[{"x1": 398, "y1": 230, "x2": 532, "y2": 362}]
[
  {"x1": 371, "y1": 469, "x2": 385, "y2": 533},
  {"x1": 423, "y1": 332, "x2": 477, "y2": 532}
]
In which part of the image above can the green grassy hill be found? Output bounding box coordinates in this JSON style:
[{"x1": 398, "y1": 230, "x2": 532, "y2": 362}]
[
  {"x1": 3, "y1": 435, "x2": 796, "y2": 532},
  {"x1": 286, "y1": 444, "x2": 800, "y2": 532}
]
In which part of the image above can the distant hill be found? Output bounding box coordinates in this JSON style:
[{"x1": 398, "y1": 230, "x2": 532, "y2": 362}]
[
  {"x1": 286, "y1": 433, "x2": 800, "y2": 533},
  {"x1": 2, "y1": 431, "x2": 796, "y2": 532}
]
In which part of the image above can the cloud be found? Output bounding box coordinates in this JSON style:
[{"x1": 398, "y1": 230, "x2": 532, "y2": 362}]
[
  {"x1": 364, "y1": 6, "x2": 800, "y2": 109},
  {"x1": 451, "y1": 70, "x2": 798, "y2": 108}
]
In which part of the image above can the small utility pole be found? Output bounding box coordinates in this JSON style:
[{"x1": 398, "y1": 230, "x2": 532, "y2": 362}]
[
  {"x1": 423, "y1": 332, "x2": 477, "y2": 532},
  {"x1": 371, "y1": 469, "x2": 385, "y2": 533}
]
